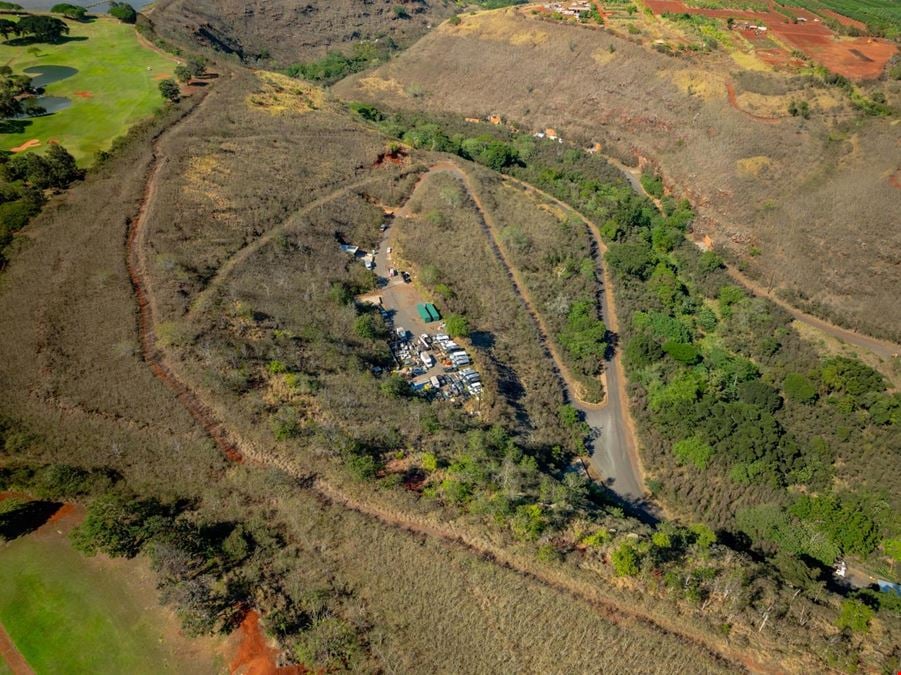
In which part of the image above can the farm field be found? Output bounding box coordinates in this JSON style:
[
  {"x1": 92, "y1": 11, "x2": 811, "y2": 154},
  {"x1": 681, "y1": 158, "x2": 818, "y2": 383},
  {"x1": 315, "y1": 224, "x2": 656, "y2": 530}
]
[
  {"x1": 0, "y1": 513, "x2": 222, "y2": 674},
  {"x1": 638, "y1": 0, "x2": 897, "y2": 79},
  {"x1": 777, "y1": 0, "x2": 900, "y2": 37},
  {"x1": 0, "y1": 16, "x2": 176, "y2": 162}
]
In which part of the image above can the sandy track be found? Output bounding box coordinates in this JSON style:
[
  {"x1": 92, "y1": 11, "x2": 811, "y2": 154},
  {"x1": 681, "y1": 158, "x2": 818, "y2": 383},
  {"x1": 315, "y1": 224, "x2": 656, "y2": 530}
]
[{"x1": 187, "y1": 174, "x2": 383, "y2": 319}]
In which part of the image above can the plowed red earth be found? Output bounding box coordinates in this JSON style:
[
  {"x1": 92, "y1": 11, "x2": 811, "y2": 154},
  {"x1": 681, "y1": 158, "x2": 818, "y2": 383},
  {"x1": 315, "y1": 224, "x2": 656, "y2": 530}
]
[{"x1": 642, "y1": 0, "x2": 896, "y2": 80}]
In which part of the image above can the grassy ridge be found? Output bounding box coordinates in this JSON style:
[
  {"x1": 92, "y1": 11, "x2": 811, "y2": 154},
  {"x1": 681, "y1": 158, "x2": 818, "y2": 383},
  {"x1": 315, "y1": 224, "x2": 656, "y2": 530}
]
[{"x1": 0, "y1": 16, "x2": 176, "y2": 162}]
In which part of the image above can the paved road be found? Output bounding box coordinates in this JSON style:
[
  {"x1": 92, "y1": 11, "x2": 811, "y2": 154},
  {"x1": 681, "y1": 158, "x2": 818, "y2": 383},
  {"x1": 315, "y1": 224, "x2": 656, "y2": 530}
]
[
  {"x1": 390, "y1": 162, "x2": 650, "y2": 510},
  {"x1": 500, "y1": 173, "x2": 649, "y2": 507}
]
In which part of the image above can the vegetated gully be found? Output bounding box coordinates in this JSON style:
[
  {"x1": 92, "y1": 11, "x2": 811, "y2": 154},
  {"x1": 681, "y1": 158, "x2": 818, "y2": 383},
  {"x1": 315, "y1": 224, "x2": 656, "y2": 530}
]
[
  {"x1": 608, "y1": 159, "x2": 901, "y2": 366},
  {"x1": 126, "y1": 91, "x2": 753, "y2": 671},
  {"x1": 388, "y1": 161, "x2": 649, "y2": 514}
]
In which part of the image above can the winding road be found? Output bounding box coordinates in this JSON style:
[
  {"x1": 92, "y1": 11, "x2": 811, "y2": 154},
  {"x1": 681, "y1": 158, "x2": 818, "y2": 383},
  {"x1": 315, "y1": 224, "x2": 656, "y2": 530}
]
[
  {"x1": 125, "y1": 109, "x2": 757, "y2": 670},
  {"x1": 392, "y1": 161, "x2": 648, "y2": 507}
]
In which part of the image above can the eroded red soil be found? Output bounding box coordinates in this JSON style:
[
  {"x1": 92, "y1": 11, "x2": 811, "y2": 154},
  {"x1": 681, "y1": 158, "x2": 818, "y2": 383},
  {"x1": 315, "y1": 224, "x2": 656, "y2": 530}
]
[{"x1": 230, "y1": 611, "x2": 306, "y2": 675}]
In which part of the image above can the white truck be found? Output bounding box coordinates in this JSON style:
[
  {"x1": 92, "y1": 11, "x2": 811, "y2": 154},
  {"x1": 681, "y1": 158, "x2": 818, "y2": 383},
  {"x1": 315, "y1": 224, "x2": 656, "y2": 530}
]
[{"x1": 420, "y1": 351, "x2": 435, "y2": 368}]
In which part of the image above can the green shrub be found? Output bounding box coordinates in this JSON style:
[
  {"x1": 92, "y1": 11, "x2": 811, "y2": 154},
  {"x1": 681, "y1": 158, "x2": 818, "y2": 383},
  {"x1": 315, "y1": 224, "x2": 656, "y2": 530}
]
[
  {"x1": 445, "y1": 313, "x2": 470, "y2": 338},
  {"x1": 611, "y1": 541, "x2": 641, "y2": 576},
  {"x1": 672, "y1": 437, "x2": 713, "y2": 469},
  {"x1": 784, "y1": 372, "x2": 817, "y2": 404},
  {"x1": 836, "y1": 598, "x2": 874, "y2": 633}
]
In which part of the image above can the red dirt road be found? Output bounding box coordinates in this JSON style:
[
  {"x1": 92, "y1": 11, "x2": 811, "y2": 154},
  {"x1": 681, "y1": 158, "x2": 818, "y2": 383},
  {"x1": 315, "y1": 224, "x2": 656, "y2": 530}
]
[
  {"x1": 641, "y1": 0, "x2": 896, "y2": 79},
  {"x1": 725, "y1": 80, "x2": 780, "y2": 123},
  {"x1": 0, "y1": 624, "x2": 33, "y2": 675}
]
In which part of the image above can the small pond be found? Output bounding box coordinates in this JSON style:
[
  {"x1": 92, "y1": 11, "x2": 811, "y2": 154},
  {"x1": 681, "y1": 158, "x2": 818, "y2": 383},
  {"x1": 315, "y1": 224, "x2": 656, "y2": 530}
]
[
  {"x1": 32, "y1": 96, "x2": 72, "y2": 115},
  {"x1": 23, "y1": 64, "x2": 79, "y2": 89}
]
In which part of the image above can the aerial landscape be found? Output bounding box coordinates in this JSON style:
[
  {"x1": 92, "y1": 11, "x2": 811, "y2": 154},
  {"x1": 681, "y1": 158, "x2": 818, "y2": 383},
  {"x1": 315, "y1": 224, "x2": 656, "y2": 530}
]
[{"x1": 0, "y1": 0, "x2": 898, "y2": 672}]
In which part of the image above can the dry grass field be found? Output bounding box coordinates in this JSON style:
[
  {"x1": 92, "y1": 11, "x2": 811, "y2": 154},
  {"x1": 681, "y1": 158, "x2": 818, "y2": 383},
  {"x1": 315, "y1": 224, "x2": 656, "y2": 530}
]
[
  {"x1": 1, "y1": 3, "x2": 897, "y2": 663},
  {"x1": 0, "y1": 68, "x2": 745, "y2": 672},
  {"x1": 334, "y1": 8, "x2": 901, "y2": 342}
]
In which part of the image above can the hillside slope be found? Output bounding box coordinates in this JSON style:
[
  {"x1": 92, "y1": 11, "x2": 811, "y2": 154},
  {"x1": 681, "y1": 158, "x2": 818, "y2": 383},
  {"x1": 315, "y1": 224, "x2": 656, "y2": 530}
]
[
  {"x1": 334, "y1": 8, "x2": 901, "y2": 341},
  {"x1": 149, "y1": 0, "x2": 455, "y2": 65}
]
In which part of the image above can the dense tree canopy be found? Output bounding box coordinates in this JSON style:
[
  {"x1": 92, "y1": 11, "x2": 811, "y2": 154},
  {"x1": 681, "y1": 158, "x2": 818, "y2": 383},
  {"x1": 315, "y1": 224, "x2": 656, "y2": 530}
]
[{"x1": 15, "y1": 15, "x2": 70, "y2": 42}]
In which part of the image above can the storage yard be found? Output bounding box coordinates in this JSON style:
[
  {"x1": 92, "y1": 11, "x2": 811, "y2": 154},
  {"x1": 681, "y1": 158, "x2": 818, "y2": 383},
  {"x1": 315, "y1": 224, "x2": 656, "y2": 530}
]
[{"x1": 355, "y1": 222, "x2": 484, "y2": 404}]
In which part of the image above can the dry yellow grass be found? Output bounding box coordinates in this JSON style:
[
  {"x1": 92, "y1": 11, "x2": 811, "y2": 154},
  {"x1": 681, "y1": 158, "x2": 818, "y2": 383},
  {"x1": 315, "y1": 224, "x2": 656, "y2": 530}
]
[
  {"x1": 183, "y1": 155, "x2": 233, "y2": 209},
  {"x1": 669, "y1": 69, "x2": 723, "y2": 100},
  {"x1": 355, "y1": 75, "x2": 408, "y2": 98},
  {"x1": 450, "y1": 9, "x2": 549, "y2": 46},
  {"x1": 729, "y1": 49, "x2": 771, "y2": 72},
  {"x1": 246, "y1": 71, "x2": 325, "y2": 114},
  {"x1": 736, "y1": 155, "x2": 773, "y2": 178},
  {"x1": 592, "y1": 47, "x2": 617, "y2": 66}
]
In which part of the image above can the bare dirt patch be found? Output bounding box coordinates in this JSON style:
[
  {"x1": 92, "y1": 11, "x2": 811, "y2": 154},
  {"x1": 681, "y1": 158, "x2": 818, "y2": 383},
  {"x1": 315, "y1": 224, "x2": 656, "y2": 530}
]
[
  {"x1": 73, "y1": 91, "x2": 94, "y2": 99},
  {"x1": 229, "y1": 611, "x2": 303, "y2": 675},
  {"x1": 372, "y1": 146, "x2": 410, "y2": 167}
]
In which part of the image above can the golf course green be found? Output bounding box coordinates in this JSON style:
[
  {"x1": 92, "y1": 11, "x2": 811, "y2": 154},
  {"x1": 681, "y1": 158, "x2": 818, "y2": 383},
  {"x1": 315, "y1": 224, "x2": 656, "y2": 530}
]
[
  {"x1": 0, "y1": 514, "x2": 222, "y2": 673},
  {"x1": 0, "y1": 15, "x2": 176, "y2": 162}
]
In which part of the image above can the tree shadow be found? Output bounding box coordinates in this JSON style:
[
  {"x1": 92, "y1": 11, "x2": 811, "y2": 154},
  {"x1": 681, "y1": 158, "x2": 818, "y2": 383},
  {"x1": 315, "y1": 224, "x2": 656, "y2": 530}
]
[
  {"x1": 0, "y1": 118, "x2": 32, "y2": 134},
  {"x1": 6, "y1": 35, "x2": 88, "y2": 47},
  {"x1": 0, "y1": 500, "x2": 62, "y2": 541}
]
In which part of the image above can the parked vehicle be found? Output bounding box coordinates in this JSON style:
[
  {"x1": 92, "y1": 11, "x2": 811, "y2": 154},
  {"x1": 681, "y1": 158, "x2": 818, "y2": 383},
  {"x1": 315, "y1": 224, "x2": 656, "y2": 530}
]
[
  {"x1": 420, "y1": 351, "x2": 435, "y2": 368},
  {"x1": 396, "y1": 326, "x2": 408, "y2": 340}
]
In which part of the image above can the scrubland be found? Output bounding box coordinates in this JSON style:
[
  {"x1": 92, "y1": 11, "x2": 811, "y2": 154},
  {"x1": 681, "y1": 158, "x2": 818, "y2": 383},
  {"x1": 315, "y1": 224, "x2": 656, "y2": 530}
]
[
  {"x1": 334, "y1": 7, "x2": 901, "y2": 341},
  {"x1": 1, "y1": 4, "x2": 899, "y2": 671}
]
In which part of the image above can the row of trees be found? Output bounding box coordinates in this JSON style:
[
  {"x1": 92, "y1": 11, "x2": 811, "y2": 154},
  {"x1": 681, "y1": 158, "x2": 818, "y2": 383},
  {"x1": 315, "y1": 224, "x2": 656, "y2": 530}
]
[
  {"x1": 0, "y1": 15, "x2": 69, "y2": 42},
  {"x1": 0, "y1": 3, "x2": 137, "y2": 43}
]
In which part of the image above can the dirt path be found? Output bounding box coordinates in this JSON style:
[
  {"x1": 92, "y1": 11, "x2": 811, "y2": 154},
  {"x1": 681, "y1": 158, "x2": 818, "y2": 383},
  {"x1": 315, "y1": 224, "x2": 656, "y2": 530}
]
[
  {"x1": 725, "y1": 265, "x2": 900, "y2": 364},
  {"x1": 0, "y1": 624, "x2": 34, "y2": 675},
  {"x1": 187, "y1": 175, "x2": 382, "y2": 319},
  {"x1": 725, "y1": 80, "x2": 780, "y2": 124},
  {"x1": 405, "y1": 162, "x2": 599, "y2": 405},
  {"x1": 391, "y1": 160, "x2": 648, "y2": 503},
  {"x1": 126, "y1": 111, "x2": 765, "y2": 671},
  {"x1": 127, "y1": 74, "x2": 244, "y2": 464},
  {"x1": 609, "y1": 154, "x2": 901, "y2": 364}
]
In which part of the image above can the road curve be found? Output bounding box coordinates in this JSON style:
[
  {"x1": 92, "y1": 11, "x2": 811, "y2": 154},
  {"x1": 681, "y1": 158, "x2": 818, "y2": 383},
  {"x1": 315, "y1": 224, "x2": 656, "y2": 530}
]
[
  {"x1": 396, "y1": 160, "x2": 647, "y2": 504},
  {"x1": 499, "y1": 172, "x2": 647, "y2": 504}
]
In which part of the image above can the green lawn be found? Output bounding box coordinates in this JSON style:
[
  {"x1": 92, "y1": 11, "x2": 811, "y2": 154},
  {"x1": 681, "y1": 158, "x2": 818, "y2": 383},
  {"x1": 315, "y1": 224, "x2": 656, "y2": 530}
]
[
  {"x1": 0, "y1": 16, "x2": 176, "y2": 163},
  {"x1": 0, "y1": 534, "x2": 219, "y2": 674}
]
